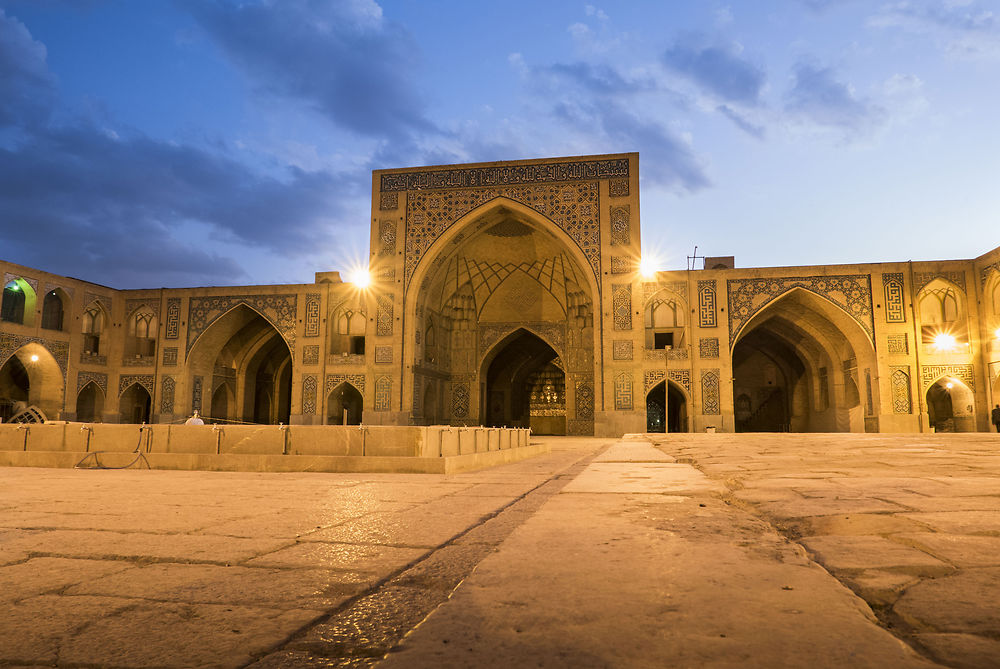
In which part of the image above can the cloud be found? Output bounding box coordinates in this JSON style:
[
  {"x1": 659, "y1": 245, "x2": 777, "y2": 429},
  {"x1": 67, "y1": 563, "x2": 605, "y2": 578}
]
[
  {"x1": 785, "y1": 61, "x2": 884, "y2": 138},
  {"x1": 0, "y1": 9, "x2": 55, "y2": 130},
  {"x1": 178, "y1": 0, "x2": 437, "y2": 140},
  {"x1": 870, "y1": 2, "x2": 1000, "y2": 58},
  {"x1": 717, "y1": 105, "x2": 765, "y2": 139},
  {"x1": 0, "y1": 9, "x2": 358, "y2": 288},
  {"x1": 510, "y1": 53, "x2": 708, "y2": 191},
  {"x1": 662, "y1": 35, "x2": 765, "y2": 106}
]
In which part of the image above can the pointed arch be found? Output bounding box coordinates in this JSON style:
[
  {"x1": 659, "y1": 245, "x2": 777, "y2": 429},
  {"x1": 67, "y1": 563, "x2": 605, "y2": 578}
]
[
  {"x1": 1, "y1": 278, "x2": 36, "y2": 326},
  {"x1": 41, "y1": 288, "x2": 69, "y2": 331},
  {"x1": 0, "y1": 343, "x2": 64, "y2": 421}
]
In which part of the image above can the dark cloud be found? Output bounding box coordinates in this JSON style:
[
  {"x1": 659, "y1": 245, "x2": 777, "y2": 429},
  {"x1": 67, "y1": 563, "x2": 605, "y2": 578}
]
[
  {"x1": 785, "y1": 61, "x2": 883, "y2": 137},
  {"x1": 0, "y1": 9, "x2": 54, "y2": 129},
  {"x1": 519, "y1": 58, "x2": 708, "y2": 191},
  {"x1": 597, "y1": 103, "x2": 710, "y2": 191},
  {"x1": 717, "y1": 105, "x2": 765, "y2": 139},
  {"x1": 0, "y1": 9, "x2": 356, "y2": 288},
  {"x1": 540, "y1": 62, "x2": 658, "y2": 96},
  {"x1": 662, "y1": 36, "x2": 765, "y2": 106},
  {"x1": 177, "y1": 0, "x2": 437, "y2": 140}
]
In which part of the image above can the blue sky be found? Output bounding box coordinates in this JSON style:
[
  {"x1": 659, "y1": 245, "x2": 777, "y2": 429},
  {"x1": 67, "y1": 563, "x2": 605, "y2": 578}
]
[{"x1": 1, "y1": 0, "x2": 998, "y2": 288}]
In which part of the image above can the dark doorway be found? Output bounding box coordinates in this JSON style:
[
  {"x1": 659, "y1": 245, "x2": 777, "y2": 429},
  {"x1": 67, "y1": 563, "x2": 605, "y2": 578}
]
[
  {"x1": 327, "y1": 383, "x2": 363, "y2": 425},
  {"x1": 482, "y1": 330, "x2": 564, "y2": 435},
  {"x1": 646, "y1": 381, "x2": 687, "y2": 433}
]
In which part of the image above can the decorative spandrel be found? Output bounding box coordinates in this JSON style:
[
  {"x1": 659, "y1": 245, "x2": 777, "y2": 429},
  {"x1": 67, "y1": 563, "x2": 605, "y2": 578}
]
[
  {"x1": 404, "y1": 182, "x2": 601, "y2": 286},
  {"x1": 187, "y1": 295, "x2": 298, "y2": 357},
  {"x1": 727, "y1": 275, "x2": 874, "y2": 347}
]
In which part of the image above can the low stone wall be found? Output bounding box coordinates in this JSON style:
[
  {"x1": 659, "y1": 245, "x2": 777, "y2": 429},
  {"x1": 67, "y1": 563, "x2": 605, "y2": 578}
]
[{"x1": 0, "y1": 423, "x2": 532, "y2": 459}]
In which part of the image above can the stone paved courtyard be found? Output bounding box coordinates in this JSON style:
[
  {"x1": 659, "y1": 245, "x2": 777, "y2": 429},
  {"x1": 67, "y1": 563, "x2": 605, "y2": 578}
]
[{"x1": 1, "y1": 433, "x2": 998, "y2": 668}]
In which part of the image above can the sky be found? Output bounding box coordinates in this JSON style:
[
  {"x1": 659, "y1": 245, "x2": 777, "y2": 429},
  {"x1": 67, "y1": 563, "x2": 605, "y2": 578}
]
[{"x1": 0, "y1": 0, "x2": 998, "y2": 289}]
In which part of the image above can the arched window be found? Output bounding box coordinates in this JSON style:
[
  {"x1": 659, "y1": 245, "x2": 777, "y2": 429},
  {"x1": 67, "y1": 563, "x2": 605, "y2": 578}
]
[
  {"x1": 1, "y1": 279, "x2": 35, "y2": 325},
  {"x1": 644, "y1": 293, "x2": 685, "y2": 350},
  {"x1": 918, "y1": 280, "x2": 966, "y2": 345},
  {"x1": 82, "y1": 304, "x2": 105, "y2": 355},
  {"x1": 41, "y1": 291, "x2": 64, "y2": 331},
  {"x1": 331, "y1": 308, "x2": 366, "y2": 355},
  {"x1": 126, "y1": 307, "x2": 157, "y2": 358}
]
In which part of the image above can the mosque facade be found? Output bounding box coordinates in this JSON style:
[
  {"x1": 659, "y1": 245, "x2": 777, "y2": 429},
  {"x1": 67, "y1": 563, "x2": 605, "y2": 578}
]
[{"x1": 2, "y1": 153, "x2": 999, "y2": 435}]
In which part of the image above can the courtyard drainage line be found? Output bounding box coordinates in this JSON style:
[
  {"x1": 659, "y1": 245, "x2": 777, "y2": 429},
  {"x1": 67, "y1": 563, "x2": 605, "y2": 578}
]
[
  {"x1": 676, "y1": 453, "x2": 943, "y2": 668},
  {"x1": 244, "y1": 444, "x2": 611, "y2": 668}
]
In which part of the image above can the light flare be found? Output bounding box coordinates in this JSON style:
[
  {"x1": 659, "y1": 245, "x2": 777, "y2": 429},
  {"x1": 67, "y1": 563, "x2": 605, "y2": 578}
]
[
  {"x1": 348, "y1": 267, "x2": 371, "y2": 289},
  {"x1": 933, "y1": 333, "x2": 956, "y2": 351}
]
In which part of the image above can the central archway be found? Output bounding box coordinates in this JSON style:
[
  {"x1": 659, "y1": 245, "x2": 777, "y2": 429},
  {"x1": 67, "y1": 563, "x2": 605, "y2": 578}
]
[
  {"x1": 403, "y1": 197, "x2": 598, "y2": 434},
  {"x1": 480, "y1": 329, "x2": 564, "y2": 434}
]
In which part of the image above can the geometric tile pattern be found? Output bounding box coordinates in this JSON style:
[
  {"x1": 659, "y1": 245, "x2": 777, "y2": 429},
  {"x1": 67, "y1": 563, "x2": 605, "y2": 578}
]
[
  {"x1": 374, "y1": 376, "x2": 391, "y2": 411},
  {"x1": 883, "y1": 273, "x2": 906, "y2": 323},
  {"x1": 0, "y1": 333, "x2": 70, "y2": 377},
  {"x1": 375, "y1": 346, "x2": 393, "y2": 364},
  {"x1": 921, "y1": 364, "x2": 974, "y2": 390},
  {"x1": 403, "y1": 181, "x2": 602, "y2": 285},
  {"x1": 302, "y1": 374, "x2": 317, "y2": 415},
  {"x1": 612, "y1": 340, "x2": 633, "y2": 361},
  {"x1": 701, "y1": 369, "x2": 721, "y2": 415},
  {"x1": 192, "y1": 376, "x2": 203, "y2": 412},
  {"x1": 612, "y1": 284, "x2": 632, "y2": 330},
  {"x1": 119, "y1": 374, "x2": 154, "y2": 397},
  {"x1": 891, "y1": 366, "x2": 911, "y2": 414},
  {"x1": 76, "y1": 371, "x2": 108, "y2": 394},
  {"x1": 304, "y1": 293, "x2": 321, "y2": 337},
  {"x1": 914, "y1": 270, "x2": 966, "y2": 293},
  {"x1": 302, "y1": 345, "x2": 319, "y2": 366},
  {"x1": 697, "y1": 280, "x2": 717, "y2": 328},
  {"x1": 376, "y1": 295, "x2": 394, "y2": 336},
  {"x1": 379, "y1": 191, "x2": 398, "y2": 211},
  {"x1": 610, "y1": 205, "x2": 630, "y2": 246},
  {"x1": 160, "y1": 376, "x2": 175, "y2": 414},
  {"x1": 451, "y1": 383, "x2": 470, "y2": 418},
  {"x1": 575, "y1": 380, "x2": 594, "y2": 420},
  {"x1": 325, "y1": 374, "x2": 366, "y2": 395},
  {"x1": 614, "y1": 372, "x2": 633, "y2": 410},
  {"x1": 610, "y1": 256, "x2": 631, "y2": 274},
  {"x1": 699, "y1": 337, "x2": 720, "y2": 358},
  {"x1": 727, "y1": 275, "x2": 874, "y2": 346},
  {"x1": 609, "y1": 178, "x2": 629, "y2": 197},
  {"x1": 379, "y1": 220, "x2": 397, "y2": 257},
  {"x1": 165, "y1": 298, "x2": 181, "y2": 339},
  {"x1": 887, "y1": 333, "x2": 908, "y2": 354},
  {"x1": 187, "y1": 295, "x2": 298, "y2": 356}
]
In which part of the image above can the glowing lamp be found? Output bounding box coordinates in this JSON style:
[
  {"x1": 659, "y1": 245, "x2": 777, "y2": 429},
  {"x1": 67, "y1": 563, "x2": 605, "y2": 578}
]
[
  {"x1": 348, "y1": 268, "x2": 371, "y2": 289},
  {"x1": 933, "y1": 333, "x2": 956, "y2": 351},
  {"x1": 638, "y1": 256, "x2": 659, "y2": 280},
  {"x1": 945, "y1": 382, "x2": 954, "y2": 390},
  {"x1": 29, "y1": 354, "x2": 39, "y2": 362},
  {"x1": 10, "y1": 284, "x2": 18, "y2": 291},
  {"x1": 994, "y1": 327, "x2": 1000, "y2": 340}
]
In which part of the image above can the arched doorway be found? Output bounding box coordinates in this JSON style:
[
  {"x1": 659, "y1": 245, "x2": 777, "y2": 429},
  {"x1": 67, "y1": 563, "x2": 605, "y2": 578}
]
[
  {"x1": 405, "y1": 198, "x2": 597, "y2": 434},
  {"x1": 0, "y1": 344, "x2": 63, "y2": 421},
  {"x1": 732, "y1": 288, "x2": 876, "y2": 433},
  {"x1": 187, "y1": 305, "x2": 292, "y2": 424},
  {"x1": 76, "y1": 382, "x2": 104, "y2": 422},
  {"x1": 646, "y1": 381, "x2": 687, "y2": 433},
  {"x1": 481, "y1": 329, "x2": 564, "y2": 434},
  {"x1": 327, "y1": 383, "x2": 363, "y2": 425},
  {"x1": 926, "y1": 377, "x2": 975, "y2": 433},
  {"x1": 120, "y1": 383, "x2": 151, "y2": 424}
]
